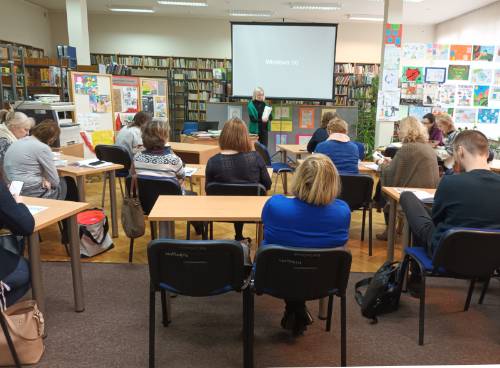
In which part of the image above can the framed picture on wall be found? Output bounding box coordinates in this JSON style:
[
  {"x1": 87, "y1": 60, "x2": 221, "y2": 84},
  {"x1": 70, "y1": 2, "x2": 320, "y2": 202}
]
[
  {"x1": 296, "y1": 134, "x2": 312, "y2": 145},
  {"x1": 424, "y1": 67, "x2": 446, "y2": 83}
]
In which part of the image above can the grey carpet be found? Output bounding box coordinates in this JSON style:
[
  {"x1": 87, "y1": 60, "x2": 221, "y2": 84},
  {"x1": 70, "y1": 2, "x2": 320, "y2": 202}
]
[{"x1": 30, "y1": 262, "x2": 500, "y2": 367}]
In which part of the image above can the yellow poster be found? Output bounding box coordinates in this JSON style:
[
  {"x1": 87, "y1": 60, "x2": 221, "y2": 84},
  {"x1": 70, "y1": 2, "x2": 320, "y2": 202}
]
[
  {"x1": 92, "y1": 130, "x2": 115, "y2": 146},
  {"x1": 321, "y1": 108, "x2": 337, "y2": 120},
  {"x1": 271, "y1": 120, "x2": 293, "y2": 132}
]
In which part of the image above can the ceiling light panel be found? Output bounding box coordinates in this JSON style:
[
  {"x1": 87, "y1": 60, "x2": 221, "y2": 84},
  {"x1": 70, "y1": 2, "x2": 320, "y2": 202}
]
[
  {"x1": 157, "y1": 1, "x2": 208, "y2": 7},
  {"x1": 290, "y1": 2, "x2": 341, "y2": 10},
  {"x1": 229, "y1": 10, "x2": 273, "y2": 17},
  {"x1": 109, "y1": 7, "x2": 155, "y2": 13}
]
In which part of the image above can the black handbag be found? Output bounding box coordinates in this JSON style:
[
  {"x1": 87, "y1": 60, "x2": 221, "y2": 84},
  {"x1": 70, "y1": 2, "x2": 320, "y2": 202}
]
[
  {"x1": 354, "y1": 261, "x2": 404, "y2": 323},
  {"x1": 0, "y1": 234, "x2": 23, "y2": 257}
]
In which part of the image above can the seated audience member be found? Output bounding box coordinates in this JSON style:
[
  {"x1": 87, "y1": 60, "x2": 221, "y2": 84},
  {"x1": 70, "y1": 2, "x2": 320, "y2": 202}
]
[
  {"x1": 206, "y1": 118, "x2": 272, "y2": 242},
  {"x1": 314, "y1": 119, "x2": 359, "y2": 174},
  {"x1": 307, "y1": 111, "x2": 340, "y2": 153},
  {"x1": 436, "y1": 114, "x2": 458, "y2": 170},
  {"x1": 422, "y1": 113, "x2": 443, "y2": 146},
  {"x1": 115, "y1": 111, "x2": 151, "y2": 158},
  {"x1": 0, "y1": 112, "x2": 34, "y2": 168},
  {"x1": 0, "y1": 172, "x2": 35, "y2": 307},
  {"x1": 4, "y1": 120, "x2": 77, "y2": 200},
  {"x1": 134, "y1": 118, "x2": 185, "y2": 183},
  {"x1": 400, "y1": 130, "x2": 500, "y2": 258},
  {"x1": 376, "y1": 116, "x2": 440, "y2": 240},
  {"x1": 261, "y1": 154, "x2": 351, "y2": 336}
]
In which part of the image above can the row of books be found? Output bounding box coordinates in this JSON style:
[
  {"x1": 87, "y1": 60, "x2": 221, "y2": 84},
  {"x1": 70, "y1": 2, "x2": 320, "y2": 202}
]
[
  {"x1": 188, "y1": 91, "x2": 210, "y2": 101},
  {"x1": 335, "y1": 85, "x2": 350, "y2": 95},
  {"x1": 334, "y1": 96, "x2": 356, "y2": 106},
  {"x1": 335, "y1": 75, "x2": 352, "y2": 85},
  {"x1": 26, "y1": 66, "x2": 61, "y2": 87},
  {"x1": 105, "y1": 63, "x2": 132, "y2": 76},
  {"x1": 91, "y1": 54, "x2": 117, "y2": 64},
  {"x1": 188, "y1": 111, "x2": 206, "y2": 120},
  {"x1": 117, "y1": 55, "x2": 142, "y2": 66},
  {"x1": 0, "y1": 45, "x2": 44, "y2": 60},
  {"x1": 144, "y1": 57, "x2": 169, "y2": 67},
  {"x1": 334, "y1": 63, "x2": 380, "y2": 75},
  {"x1": 188, "y1": 101, "x2": 207, "y2": 110}
]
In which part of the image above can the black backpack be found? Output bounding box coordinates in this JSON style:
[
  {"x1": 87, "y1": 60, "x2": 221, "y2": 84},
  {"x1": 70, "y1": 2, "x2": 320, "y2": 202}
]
[{"x1": 354, "y1": 261, "x2": 404, "y2": 323}]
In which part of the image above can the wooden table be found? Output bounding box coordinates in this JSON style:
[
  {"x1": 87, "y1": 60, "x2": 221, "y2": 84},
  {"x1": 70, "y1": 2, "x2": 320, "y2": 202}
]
[
  {"x1": 181, "y1": 134, "x2": 259, "y2": 147},
  {"x1": 22, "y1": 196, "x2": 90, "y2": 314},
  {"x1": 168, "y1": 142, "x2": 220, "y2": 164},
  {"x1": 489, "y1": 159, "x2": 500, "y2": 173},
  {"x1": 276, "y1": 144, "x2": 310, "y2": 193},
  {"x1": 56, "y1": 154, "x2": 124, "y2": 238},
  {"x1": 382, "y1": 187, "x2": 436, "y2": 262}
]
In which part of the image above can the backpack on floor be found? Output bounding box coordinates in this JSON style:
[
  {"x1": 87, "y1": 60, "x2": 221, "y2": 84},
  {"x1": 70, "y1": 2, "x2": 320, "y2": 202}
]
[
  {"x1": 77, "y1": 209, "x2": 114, "y2": 258},
  {"x1": 354, "y1": 261, "x2": 404, "y2": 323}
]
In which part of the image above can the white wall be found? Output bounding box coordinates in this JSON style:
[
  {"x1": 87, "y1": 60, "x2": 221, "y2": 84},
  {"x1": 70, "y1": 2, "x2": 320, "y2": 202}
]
[
  {"x1": 0, "y1": 0, "x2": 52, "y2": 55},
  {"x1": 436, "y1": 1, "x2": 500, "y2": 44},
  {"x1": 49, "y1": 11, "x2": 434, "y2": 62}
]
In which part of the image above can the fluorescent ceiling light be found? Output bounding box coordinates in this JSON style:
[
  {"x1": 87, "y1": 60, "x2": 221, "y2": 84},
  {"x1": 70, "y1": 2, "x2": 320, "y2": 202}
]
[
  {"x1": 348, "y1": 14, "x2": 384, "y2": 21},
  {"x1": 157, "y1": 0, "x2": 208, "y2": 6},
  {"x1": 368, "y1": 0, "x2": 424, "y2": 2},
  {"x1": 290, "y1": 2, "x2": 341, "y2": 10},
  {"x1": 109, "y1": 7, "x2": 155, "y2": 13},
  {"x1": 229, "y1": 10, "x2": 273, "y2": 17}
]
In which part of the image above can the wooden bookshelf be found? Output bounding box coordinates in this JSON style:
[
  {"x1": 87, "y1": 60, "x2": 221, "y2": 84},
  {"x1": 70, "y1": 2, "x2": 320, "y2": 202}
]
[{"x1": 334, "y1": 63, "x2": 380, "y2": 107}]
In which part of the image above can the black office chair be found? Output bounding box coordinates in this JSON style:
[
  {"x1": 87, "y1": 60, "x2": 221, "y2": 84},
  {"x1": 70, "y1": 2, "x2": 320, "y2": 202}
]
[
  {"x1": 95, "y1": 144, "x2": 132, "y2": 207},
  {"x1": 147, "y1": 239, "x2": 251, "y2": 368},
  {"x1": 254, "y1": 141, "x2": 294, "y2": 194},
  {"x1": 0, "y1": 312, "x2": 21, "y2": 368},
  {"x1": 249, "y1": 245, "x2": 352, "y2": 367},
  {"x1": 205, "y1": 182, "x2": 267, "y2": 241},
  {"x1": 401, "y1": 228, "x2": 500, "y2": 345},
  {"x1": 339, "y1": 175, "x2": 374, "y2": 255}
]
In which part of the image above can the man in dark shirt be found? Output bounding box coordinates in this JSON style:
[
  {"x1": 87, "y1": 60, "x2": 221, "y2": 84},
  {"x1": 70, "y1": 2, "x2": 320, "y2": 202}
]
[{"x1": 400, "y1": 130, "x2": 500, "y2": 257}]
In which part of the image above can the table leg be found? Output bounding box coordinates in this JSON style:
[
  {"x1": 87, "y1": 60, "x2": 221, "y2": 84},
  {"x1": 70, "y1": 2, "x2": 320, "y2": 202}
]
[
  {"x1": 76, "y1": 176, "x2": 86, "y2": 202},
  {"x1": 386, "y1": 198, "x2": 397, "y2": 262},
  {"x1": 199, "y1": 177, "x2": 206, "y2": 196},
  {"x1": 283, "y1": 172, "x2": 288, "y2": 194},
  {"x1": 257, "y1": 222, "x2": 263, "y2": 247},
  {"x1": 402, "y1": 213, "x2": 411, "y2": 250},
  {"x1": 68, "y1": 214, "x2": 85, "y2": 312},
  {"x1": 27, "y1": 232, "x2": 44, "y2": 314},
  {"x1": 108, "y1": 170, "x2": 118, "y2": 238},
  {"x1": 158, "y1": 221, "x2": 175, "y2": 238},
  {"x1": 318, "y1": 298, "x2": 328, "y2": 319}
]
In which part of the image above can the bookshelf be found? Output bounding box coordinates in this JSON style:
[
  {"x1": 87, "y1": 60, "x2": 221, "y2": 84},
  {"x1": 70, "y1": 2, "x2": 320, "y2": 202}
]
[
  {"x1": 334, "y1": 63, "x2": 380, "y2": 107},
  {"x1": 90, "y1": 53, "x2": 232, "y2": 122},
  {"x1": 0, "y1": 44, "x2": 28, "y2": 104}
]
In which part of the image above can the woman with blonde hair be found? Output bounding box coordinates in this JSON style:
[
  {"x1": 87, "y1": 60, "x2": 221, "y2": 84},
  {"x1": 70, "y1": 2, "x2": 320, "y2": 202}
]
[
  {"x1": 247, "y1": 87, "x2": 272, "y2": 147},
  {"x1": 206, "y1": 118, "x2": 271, "y2": 242},
  {"x1": 375, "y1": 116, "x2": 440, "y2": 240},
  {"x1": 0, "y1": 111, "x2": 34, "y2": 167},
  {"x1": 261, "y1": 154, "x2": 351, "y2": 335}
]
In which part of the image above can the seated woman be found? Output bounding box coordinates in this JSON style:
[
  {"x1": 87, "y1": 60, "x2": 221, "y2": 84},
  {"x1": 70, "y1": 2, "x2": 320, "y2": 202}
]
[
  {"x1": 206, "y1": 118, "x2": 272, "y2": 242},
  {"x1": 115, "y1": 111, "x2": 151, "y2": 158},
  {"x1": 0, "y1": 112, "x2": 34, "y2": 168},
  {"x1": 261, "y1": 154, "x2": 351, "y2": 335},
  {"x1": 314, "y1": 119, "x2": 359, "y2": 174},
  {"x1": 4, "y1": 120, "x2": 77, "y2": 200},
  {"x1": 376, "y1": 116, "x2": 440, "y2": 240},
  {"x1": 422, "y1": 113, "x2": 443, "y2": 146},
  {"x1": 0, "y1": 173, "x2": 35, "y2": 307},
  {"x1": 307, "y1": 111, "x2": 339, "y2": 153}
]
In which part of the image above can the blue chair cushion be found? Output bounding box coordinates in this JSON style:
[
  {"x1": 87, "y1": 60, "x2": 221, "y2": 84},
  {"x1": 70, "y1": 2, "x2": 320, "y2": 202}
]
[
  {"x1": 271, "y1": 163, "x2": 294, "y2": 173},
  {"x1": 405, "y1": 247, "x2": 446, "y2": 273}
]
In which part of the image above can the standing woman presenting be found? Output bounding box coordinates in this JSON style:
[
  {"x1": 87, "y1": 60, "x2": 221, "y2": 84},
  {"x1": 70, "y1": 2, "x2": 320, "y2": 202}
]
[{"x1": 248, "y1": 87, "x2": 272, "y2": 147}]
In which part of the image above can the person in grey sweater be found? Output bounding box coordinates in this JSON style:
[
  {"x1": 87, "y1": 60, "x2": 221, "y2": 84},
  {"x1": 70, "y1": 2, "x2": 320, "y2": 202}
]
[
  {"x1": 115, "y1": 111, "x2": 151, "y2": 158},
  {"x1": 4, "y1": 120, "x2": 66, "y2": 199}
]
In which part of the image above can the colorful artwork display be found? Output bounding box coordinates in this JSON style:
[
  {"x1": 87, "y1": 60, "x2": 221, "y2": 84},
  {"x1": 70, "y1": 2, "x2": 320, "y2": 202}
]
[
  {"x1": 408, "y1": 105, "x2": 432, "y2": 120},
  {"x1": 456, "y1": 85, "x2": 474, "y2": 107},
  {"x1": 402, "y1": 66, "x2": 424, "y2": 83},
  {"x1": 471, "y1": 69, "x2": 493, "y2": 84},
  {"x1": 473, "y1": 45, "x2": 495, "y2": 61},
  {"x1": 296, "y1": 134, "x2": 313, "y2": 145},
  {"x1": 424, "y1": 67, "x2": 446, "y2": 83},
  {"x1": 298, "y1": 107, "x2": 315, "y2": 129},
  {"x1": 274, "y1": 106, "x2": 292, "y2": 120},
  {"x1": 403, "y1": 43, "x2": 426, "y2": 60},
  {"x1": 494, "y1": 70, "x2": 500, "y2": 85},
  {"x1": 401, "y1": 82, "x2": 423, "y2": 101},
  {"x1": 423, "y1": 84, "x2": 440, "y2": 106},
  {"x1": 75, "y1": 75, "x2": 97, "y2": 95},
  {"x1": 384, "y1": 23, "x2": 402, "y2": 47},
  {"x1": 489, "y1": 86, "x2": 500, "y2": 108},
  {"x1": 438, "y1": 85, "x2": 456, "y2": 107},
  {"x1": 448, "y1": 65, "x2": 470, "y2": 81},
  {"x1": 474, "y1": 85, "x2": 490, "y2": 107},
  {"x1": 477, "y1": 109, "x2": 500, "y2": 124},
  {"x1": 449, "y1": 45, "x2": 472, "y2": 61},
  {"x1": 275, "y1": 134, "x2": 288, "y2": 151},
  {"x1": 454, "y1": 108, "x2": 477, "y2": 125},
  {"x1": 270, "y1": 120, "x2": 293, "y2": 132},
  {"x1": 426, "y1": 43, "x2": 449, "y2": 60}
]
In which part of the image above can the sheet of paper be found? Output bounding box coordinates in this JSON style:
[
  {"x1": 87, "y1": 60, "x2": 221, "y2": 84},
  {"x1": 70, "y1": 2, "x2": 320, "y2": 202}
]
[
  {"x1": 27, "y1": 205, "x2": 48, "y2": 216},
  {"x1": 362, "y1": 163, "x2": 379, "y2": 171},
  {"x1": 395, "y1": 188, "x2": 434, "y2": 201},
  {"x1": 77, "y1": 159, "x2": 113, "y2": 168},
  {"x1": 262, "y1": 106, "x2": 272, "y2": 121},
  {"x1": 9, "y1": 181, "x2": 23, "y2": 196},
  {"x1": 184, "y1": 167, "x2": 198, "y2": 177}
]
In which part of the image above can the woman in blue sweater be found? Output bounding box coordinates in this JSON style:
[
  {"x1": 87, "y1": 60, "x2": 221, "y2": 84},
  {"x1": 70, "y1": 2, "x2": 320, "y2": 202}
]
[
  {"x1": 262, "y1": 154, "x2": 351, "y2": 335},
  {"x1": 314, "y1": 118, "x2": 359, "y2": 174}
]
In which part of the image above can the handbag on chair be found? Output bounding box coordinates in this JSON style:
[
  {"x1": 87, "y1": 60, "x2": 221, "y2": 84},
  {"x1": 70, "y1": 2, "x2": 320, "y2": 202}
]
[{"x1": 121, "y1": 169, "x2": 145, "y2": 239}]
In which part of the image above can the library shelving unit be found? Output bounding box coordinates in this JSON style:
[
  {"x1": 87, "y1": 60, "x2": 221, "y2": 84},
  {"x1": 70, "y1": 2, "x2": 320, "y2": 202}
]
[
  {"x1": 334, "y1": 63, "x2": 380, "y2": 107},
  {"x1": 169, "y1": 78, "x2": 188, "y2": 141},
  {"x1": 0, "y1": 44, "x2": 28, "y2": 104},
  {"x1": 90, "y1": 53, "x2": 232, "y2": 122},
  {"x1": 25, "y1": 57, "x2": 71, "y2": 101}
]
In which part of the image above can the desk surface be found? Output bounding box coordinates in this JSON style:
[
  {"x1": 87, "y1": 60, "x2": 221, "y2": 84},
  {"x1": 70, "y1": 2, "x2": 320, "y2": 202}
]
[
  {"x1": 148, "y1": 195, "x2": 269, "y2": 222},
  {"x1": 382, "y1": 187, "x2": 436, "y2": 202},
  {"x1": 22, "y1": 196, "x2": 90, "y2": 232},
  {"x1": 186, "y1": 164, "x2": 273, "y2": 179},
  {"x1": 57, "y1": 154, "x2": 124, "y2": 176},
  {"x1": 277, "y1": 144, "x2": 309, "y2": 155},
  {"x1": 169, "y1": 142, "x2": 221, "y2": 154}
]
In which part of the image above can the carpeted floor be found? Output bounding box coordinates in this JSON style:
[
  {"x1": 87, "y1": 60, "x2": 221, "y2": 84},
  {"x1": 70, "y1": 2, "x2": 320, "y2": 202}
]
[{"x1": 32, "y1": 262, "x2": 500, "y2": 367}]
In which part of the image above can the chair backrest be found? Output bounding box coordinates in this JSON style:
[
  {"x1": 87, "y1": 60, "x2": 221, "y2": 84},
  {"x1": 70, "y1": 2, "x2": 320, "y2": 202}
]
[
  {"x1": 338, "y1": 174, "x2": 374, "y2": 210},
  {"x1": 95, "y1": 144, "x2": 132, "y2": 171},
  {"x1": 206, "y1": 182, "x2": 267, "y2": 196},
  {"x1": 433, "y1": 228, "x2": 500, "y2": 278},
  {"x1": 254, "y1": 141, "x2": 272, "y2": 166},
  {"x1": 253, "y1": 245, "x2": 352, "y2": 300},
  {"x1": 182, "y1": 121, "x2": 198, "y2": 134},
  {"x1": 353, "y1": 141, "x2": 365, "y2": 160},
  {"x1": 136, "y1": 175, "x2": 182, "y2": 215},
  {"x1": 148, "y1": 239, "x2": 246, "y2": 296}
]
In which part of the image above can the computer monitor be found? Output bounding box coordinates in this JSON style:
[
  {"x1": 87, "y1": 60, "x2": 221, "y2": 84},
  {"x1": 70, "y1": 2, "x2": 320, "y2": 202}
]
[{"x1": 197, "y1": 121, "x2": 219, "y2": 131}]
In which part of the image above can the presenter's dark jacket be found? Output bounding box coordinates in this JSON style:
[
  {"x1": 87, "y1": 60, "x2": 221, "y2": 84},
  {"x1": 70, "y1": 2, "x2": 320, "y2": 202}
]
[
  {"x1": 0, "y1": 180, "x2": 35, "y2": 281},
  {"x1": 248, "y1": 100, "x2": 272, "y2": 135}
]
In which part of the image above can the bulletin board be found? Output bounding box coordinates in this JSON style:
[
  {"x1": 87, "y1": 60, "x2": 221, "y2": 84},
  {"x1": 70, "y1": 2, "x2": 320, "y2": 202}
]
[
  {"x1": 70, "y1": 71, "x2": 115, "y2": 150},
  {"x1": 140, "y1": 78, "x2": 168, "y2": 119},
  {"x1": 112, "y1": 76, "x2": 140, "y2": 128}
]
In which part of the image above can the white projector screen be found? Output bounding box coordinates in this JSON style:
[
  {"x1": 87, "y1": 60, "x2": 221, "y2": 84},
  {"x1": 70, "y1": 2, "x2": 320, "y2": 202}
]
[{"x1": 231, "y1": 22, "x2": 337, "y2": 100}]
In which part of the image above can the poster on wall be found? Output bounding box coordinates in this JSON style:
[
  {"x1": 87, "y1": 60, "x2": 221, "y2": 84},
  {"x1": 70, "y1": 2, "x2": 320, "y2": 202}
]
[
  {"x1": 275, "y1": 134, "x2": 288, "y2": 151},
  {"x1": 298, "y1": 107, "x2": 315, "y2": 129},
  {"x1": 495, "y1": 47, "x2": 500, "y2": 62},
  {"x1": 408, "y1": 105, "x2": 432, "y2": 120},
  {"x1": 454, "y1": 108, "x2": 477, "y2": 125},
  {"x1": 296, "y1": 134, "x2": 312, "y2": 145},
  {"x1": 426, "y1": 43, "x2": 449, "y2": 60},
  {"x1": 384, "y1": 23, "x2": 402, "y2": 47},
  {"x1": 112, "y1": 76, "x2": 140, "y2": 127},
  {"x1": 382, "y1": 69, "x2": 399, "y2": 90},
  {"x1": 472, "y1": 45, "x2": 495, "y2": 62},
  {"x1": 271, "y1": 120, "x2": 293, "y2": 132},
  {"x1": 376, "y1": 90, "x2": 401, "y2": 121},
  {"x1": 227, "y1": 105, "x2": 243, "y2": 120},
  {"x1": 448, "y1": 65, "x2": 470, "y2": 81},
  {"x1": 438, "y1": 85, "x2": 456, "y2": 107},
  {"x1": 489, "y1": 86, "x2": 500, "y2": 108},
  {"x1": 402, "y1": 66, "x2": 424, "y2": 84},
  {"x1": 403, "y1": 43, "x2": 426, "y2": 60},
  {"x1": 471, "y1": 69, "x2": 493, "y2": 84},
  {"x1": 140, "y1": 78, "x2": 168, "y2": 119},
  {"x1": 474, "y1": 85, "x2": 490, "y2": 107},
  {"x1": 401, "y1": 82, "x2": 423, "y2": 101},
  {"x1": 424, "y1": 67, "x2": 446, "y2": 84},
  {"x1": 273, "y1": 106, "x2": 292, "y2": 120},
  {"x1": 456, "y1": 85, "x2": 474, "y2": 107},
  {"x1": 432, "y1": 107, "x2": 454, "y2": 116},
  {"x1": 399, "y1": 105, "x2": 409, "y2": 118},
  {"x1": 494, "y1": 69, "x2": 500, "y2": 85},
  {"x1": 384, "y1": 45, "x2": 401, "y2": 69},
  {"x1": 449, "y1": 45, "x2": 472, "y2": 61},
  {"x1": 477, "y1": 109, "x2": 500, "y2": 124},
  {"x1": 423, "y1": 84, "x2": 440, "y2": 106}
]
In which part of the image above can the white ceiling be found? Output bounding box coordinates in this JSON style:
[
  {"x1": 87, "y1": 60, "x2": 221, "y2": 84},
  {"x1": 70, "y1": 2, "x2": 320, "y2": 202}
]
[{"x1": 26, "y1": 0, "x2": 499, "y2": 25}]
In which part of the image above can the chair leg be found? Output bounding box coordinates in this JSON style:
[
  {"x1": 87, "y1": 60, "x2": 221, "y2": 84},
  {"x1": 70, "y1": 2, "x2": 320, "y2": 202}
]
[
  {"x1": 280, "y1": 173, "x2": 287, "y2": 194},
  {"x1": 479, "y1": 277, "x2": 490, "y2": 305},
  {"x1": 118, "y1": 177, "x2": 125, "y2": 199},
  {"x1": 101, "y1": 173, "x2": 108, "y2": 208},
  {"x1": 244, "y1": 288, "x2": 254, "y2": 368},
  {"x1": 0, "y1": 312, "x2": 21, "y2": 368},
  {"x1": 361, "y1": 207, "x2": 366, "y2": 241},
  {"x1": 340, "y1": 295, "x2": 347, "y2": 367},
  {"x1": 161, "y1": 289, "x2": 170, "y2": 327},
  {"x1": 149, "y1": 287, "x2": 156, "y2": 368},
  {"x1": 273, "y1": 173, "x2": 278, "y2": 194},
  {"x1": 128, "y1": 238, "x2": 134, "y2": 263},
  {"x1": 418, "y1": 273, "x2": 426, "y2": 346},
  {"x1": 464, "y1": 278, "x2": 476, "y2": 311},
  {"x1": 150, "y1": 222, "x2": 157, "y2": 240},
  {"x1": 210, "y1": 222, "x2": 214, "y2": 240},
  {"x1": 368, "y1": 203, "x2": 373, "y2": 256},
  {"x1": 326, "y1": 295, "x2": 334, "y2": 332}
]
